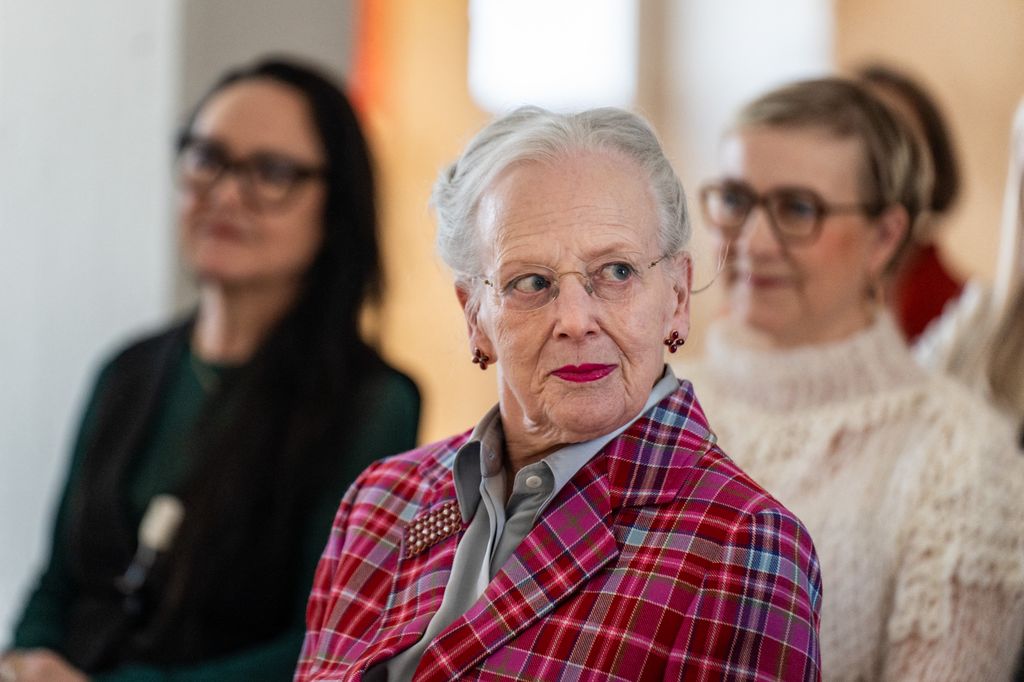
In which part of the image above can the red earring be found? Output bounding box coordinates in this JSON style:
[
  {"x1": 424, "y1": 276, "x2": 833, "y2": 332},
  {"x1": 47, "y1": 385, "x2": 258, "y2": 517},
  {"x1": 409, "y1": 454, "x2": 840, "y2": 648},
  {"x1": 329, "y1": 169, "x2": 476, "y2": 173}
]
[
  {"x1": 472, "y1": 347, "x2": 491, "y2": 370},
  {"x1": 664, "y1": 330, "x2": 685, "y2": 353}
]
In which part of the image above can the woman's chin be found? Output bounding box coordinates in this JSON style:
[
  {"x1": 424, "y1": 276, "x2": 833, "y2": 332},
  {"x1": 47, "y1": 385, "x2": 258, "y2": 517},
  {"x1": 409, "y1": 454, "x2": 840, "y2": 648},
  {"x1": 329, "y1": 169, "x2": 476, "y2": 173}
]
[
  {"x1": 193, "y1": 265, "x2": 248, "y2": 287},
  {"x1": 734, "y1": 309, "x2": 781, "y2": 335},
  {"x1": 544, "y1": 402, "x2": 635, "y2": 443}
]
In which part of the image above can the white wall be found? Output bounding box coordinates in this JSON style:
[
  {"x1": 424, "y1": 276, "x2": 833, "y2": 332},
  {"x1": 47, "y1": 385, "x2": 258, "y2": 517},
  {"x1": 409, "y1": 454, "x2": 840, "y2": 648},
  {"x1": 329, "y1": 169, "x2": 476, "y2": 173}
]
[
  {"x1": 0, "y1": 0, "x2": 181, "y2": 632},
  {"x1": 181, "y1": 0, "x2": 354, "y2": 110}
]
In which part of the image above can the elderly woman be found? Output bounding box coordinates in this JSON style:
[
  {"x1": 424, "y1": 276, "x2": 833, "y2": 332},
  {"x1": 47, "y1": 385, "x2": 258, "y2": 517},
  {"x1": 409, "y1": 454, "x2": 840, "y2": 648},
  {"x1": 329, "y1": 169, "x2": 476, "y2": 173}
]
[
  {"x1": 295, "y1": 107, "x2": 822, "y2": 681},
  {"x1": 681, "y1": 78, "x2": 1024, "y2": 679}
]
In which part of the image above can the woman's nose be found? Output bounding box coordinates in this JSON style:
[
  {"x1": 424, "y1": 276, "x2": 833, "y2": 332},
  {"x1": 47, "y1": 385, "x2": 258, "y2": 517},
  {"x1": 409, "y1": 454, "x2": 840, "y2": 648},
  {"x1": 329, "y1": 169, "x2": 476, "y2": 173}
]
[
  {"x1": 737, "y1": 205, "x2": 783, "y2": 257},
  {"x1": 551, "y1": 275, "x2": 600, "y2": 339},
  {"x1": 205, "y1": 169, "x2": 247, "y2": 208}
]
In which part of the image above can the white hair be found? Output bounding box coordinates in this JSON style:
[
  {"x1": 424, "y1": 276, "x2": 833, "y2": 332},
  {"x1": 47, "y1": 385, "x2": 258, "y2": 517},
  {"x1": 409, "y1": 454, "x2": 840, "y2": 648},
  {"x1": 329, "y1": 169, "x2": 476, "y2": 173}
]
[{"x1": 431, "y1": 106, "x2": 690, "y2": 287}]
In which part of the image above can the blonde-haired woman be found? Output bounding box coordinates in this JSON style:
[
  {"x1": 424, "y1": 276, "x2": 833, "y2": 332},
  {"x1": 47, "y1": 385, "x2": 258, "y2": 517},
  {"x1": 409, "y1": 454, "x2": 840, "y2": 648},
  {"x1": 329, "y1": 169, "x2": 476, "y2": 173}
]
[{"x1": 679, "y1": 78, "x2": 1024, "y2": 679}]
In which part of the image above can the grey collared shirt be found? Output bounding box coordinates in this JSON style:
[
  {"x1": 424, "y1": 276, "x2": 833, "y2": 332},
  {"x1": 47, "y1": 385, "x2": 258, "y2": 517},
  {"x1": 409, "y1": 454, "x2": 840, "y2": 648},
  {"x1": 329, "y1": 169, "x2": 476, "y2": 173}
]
[{"x1": 371, "y1": 367, "x2": 680, "y2": 682}]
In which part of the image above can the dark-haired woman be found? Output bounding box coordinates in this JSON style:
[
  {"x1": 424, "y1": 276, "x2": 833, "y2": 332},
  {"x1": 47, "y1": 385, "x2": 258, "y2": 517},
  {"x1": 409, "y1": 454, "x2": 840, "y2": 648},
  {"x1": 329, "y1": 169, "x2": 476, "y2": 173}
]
[{"x1": 1, "y1": 58, "x2": 420, "y2": 682}]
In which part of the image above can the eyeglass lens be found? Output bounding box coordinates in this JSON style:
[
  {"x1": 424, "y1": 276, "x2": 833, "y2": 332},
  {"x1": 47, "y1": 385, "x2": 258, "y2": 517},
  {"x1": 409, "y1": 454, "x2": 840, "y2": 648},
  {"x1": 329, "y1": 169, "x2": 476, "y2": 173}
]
[
  {"x1": 702, "y1": 183, "x2": 822, "y2": 241},
  {"x1": 488, "y1": 254, "x2": 661, "y2": 311},
  {"x1": 178, "y1": 139, "x2": 321, "y2": 209}
]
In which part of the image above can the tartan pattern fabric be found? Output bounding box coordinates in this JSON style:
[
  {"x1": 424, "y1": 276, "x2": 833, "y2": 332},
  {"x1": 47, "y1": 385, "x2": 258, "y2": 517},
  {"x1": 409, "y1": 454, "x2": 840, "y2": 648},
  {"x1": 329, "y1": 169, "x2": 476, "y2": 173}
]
[{"x1": 296, "y1": 382, "x2": 822, "y2": 681}]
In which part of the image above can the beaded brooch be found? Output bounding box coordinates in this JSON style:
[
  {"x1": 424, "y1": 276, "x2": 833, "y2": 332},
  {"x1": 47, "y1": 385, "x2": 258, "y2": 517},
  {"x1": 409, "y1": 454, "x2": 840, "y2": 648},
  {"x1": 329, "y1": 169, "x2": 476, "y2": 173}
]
[{"x1": 403, "y1": 501, "x2": 465, "y2": 558}]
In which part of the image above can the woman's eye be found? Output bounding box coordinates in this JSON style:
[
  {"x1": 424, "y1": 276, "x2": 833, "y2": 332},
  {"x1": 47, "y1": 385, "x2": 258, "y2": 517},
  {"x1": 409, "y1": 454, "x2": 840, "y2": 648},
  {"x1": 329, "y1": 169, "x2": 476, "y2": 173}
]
[
  {"x1": 720, "y1": 186, "x2": 752, "y2": 214},
  {"x1": 508, "y1": 273, "x2": 552, "y2": 295},
  {"x1": 778, "y1": 196, "x2": 817, "y2": 220},
  {"x1": 722, "y1": 191, "x2": 746, "y2": 209},
  {"x1": 185, "y1": 143, "x2": 225, "y2": 172},
  {"x1": 253, "y1": 157, "x2": 300, "y2": 187},
  {"x1": 598, "y1": 262, "x2": 636, "y2": 283}
]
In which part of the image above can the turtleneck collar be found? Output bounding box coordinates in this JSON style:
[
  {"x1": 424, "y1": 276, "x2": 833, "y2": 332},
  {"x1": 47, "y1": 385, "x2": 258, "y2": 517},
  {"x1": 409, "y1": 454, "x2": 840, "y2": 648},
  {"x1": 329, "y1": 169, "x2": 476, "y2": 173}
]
[{"x1": 701, "y1": 311, "x2": 925, "y2": 412}]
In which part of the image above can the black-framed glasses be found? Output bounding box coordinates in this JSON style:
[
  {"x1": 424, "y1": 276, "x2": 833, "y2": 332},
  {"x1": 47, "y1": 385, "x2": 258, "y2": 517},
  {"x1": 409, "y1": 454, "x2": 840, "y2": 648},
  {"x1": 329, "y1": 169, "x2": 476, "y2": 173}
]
[
  {"x1": 481, "y1": 252, "x2": 670, "y2": 312},
  {"x1": 699, "y1": 180, "x2": 882, "y2": 245},
  {"x1": 176, "y1": 136, "x2": 327, "y2": 211}
]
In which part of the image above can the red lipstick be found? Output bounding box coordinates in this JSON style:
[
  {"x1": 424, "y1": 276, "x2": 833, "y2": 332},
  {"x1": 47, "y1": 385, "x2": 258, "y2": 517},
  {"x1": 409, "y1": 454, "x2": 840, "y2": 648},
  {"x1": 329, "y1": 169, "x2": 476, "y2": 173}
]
[{"x1": 551, "y1": 364, "x2": 616, "y2": 383}]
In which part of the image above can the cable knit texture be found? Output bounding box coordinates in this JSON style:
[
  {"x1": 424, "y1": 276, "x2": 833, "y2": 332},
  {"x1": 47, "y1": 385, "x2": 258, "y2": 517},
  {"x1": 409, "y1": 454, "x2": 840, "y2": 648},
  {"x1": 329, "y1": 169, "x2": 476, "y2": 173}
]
[{"x1": 677, "y1": 312, "x2": 1024, "y2": 680}]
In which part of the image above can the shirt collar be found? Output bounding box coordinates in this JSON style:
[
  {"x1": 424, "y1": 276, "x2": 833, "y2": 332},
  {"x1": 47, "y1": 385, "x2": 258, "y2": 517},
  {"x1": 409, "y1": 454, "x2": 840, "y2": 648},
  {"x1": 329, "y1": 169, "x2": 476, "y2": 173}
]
[
  {"x1": 452, "y1": 365, "x2": 680, "y2": 521},
  {"x1": 453, "y1": 404, "x2": 504, "y2": 522}
]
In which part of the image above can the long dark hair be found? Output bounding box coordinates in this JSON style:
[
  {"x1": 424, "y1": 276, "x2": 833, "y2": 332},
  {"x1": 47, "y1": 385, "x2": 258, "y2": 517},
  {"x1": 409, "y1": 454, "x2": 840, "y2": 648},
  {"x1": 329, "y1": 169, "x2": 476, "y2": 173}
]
[{"x1": 152, "y1": 58, "x2": 386, "y2": 655}]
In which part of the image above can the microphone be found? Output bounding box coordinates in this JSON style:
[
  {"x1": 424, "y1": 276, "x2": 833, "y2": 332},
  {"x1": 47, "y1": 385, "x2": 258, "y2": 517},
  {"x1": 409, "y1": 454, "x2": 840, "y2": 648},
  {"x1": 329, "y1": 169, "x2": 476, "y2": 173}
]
[
  {"x1": 71, "y1": 496, "x2": 186, "y2": 671},
  {"x1": 115, "y1": 495, "x2": 185, "y2": 599}
]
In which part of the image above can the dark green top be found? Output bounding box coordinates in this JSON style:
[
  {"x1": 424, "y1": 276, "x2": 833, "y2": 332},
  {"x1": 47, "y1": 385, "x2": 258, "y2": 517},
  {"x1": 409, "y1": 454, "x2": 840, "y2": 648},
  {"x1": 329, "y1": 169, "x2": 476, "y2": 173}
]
[{"x1": 12, "y1": 342, "x2": 420, "y2": 681}]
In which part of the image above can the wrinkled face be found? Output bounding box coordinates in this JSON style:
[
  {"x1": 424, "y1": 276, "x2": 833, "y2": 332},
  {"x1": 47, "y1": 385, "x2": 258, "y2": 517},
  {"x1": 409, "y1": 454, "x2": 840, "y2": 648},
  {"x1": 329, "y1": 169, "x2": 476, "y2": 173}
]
[
  {"x1": 178, "y1": 79, "x2": 327, "y2": 290},
  {"x1": 461, "y1": 151, "x2": 691, "y2": 455},
  {"x1": 717, "y1": 126, "x2": 904, "y2": 347}
]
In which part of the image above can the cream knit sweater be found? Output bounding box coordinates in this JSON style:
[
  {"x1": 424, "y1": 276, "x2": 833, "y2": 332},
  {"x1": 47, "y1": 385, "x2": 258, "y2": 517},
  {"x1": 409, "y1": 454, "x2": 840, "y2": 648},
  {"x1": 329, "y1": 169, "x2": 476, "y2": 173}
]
[{"x1": 677, "y1": 313, "x2": 1024, "y2": 680}]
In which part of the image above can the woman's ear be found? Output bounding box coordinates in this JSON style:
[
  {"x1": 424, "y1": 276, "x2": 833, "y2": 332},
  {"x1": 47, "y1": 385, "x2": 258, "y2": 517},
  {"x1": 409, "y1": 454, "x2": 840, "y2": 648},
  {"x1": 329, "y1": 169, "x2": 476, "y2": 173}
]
[
  {"x1": 869, "y1": 204, "x2": 911, "y2": 278},
  {"x1": 667, "y1": 252, "x2": 693, "y2": 340},
  {"x1": 455, "y1": 284, "x2": 496, "y2": 361}
]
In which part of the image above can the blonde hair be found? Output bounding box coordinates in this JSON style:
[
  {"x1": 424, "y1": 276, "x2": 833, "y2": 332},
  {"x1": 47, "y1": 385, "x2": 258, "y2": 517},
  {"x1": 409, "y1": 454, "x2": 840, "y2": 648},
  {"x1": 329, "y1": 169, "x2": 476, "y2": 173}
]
[
  {"x1": 988, "y1": 289, "x2": 1024, "y2": 417},
  {"x1": 988, "y1": 98, "x2": 1024, "y2": 418}
]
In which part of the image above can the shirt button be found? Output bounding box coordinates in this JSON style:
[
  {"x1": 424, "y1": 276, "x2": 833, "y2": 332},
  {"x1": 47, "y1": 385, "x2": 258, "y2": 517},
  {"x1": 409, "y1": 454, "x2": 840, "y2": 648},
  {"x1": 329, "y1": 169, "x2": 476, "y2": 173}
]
[{"x1": 525, "y1": 474, "x2": 543, "y2": 489}]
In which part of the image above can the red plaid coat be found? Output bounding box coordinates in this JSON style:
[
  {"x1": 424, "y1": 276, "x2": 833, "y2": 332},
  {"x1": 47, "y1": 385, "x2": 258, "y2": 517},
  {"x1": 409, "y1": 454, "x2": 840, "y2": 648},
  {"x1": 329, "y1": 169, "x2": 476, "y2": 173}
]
[{"x1": 296, "y1": 382, "x2": 821, "y2": 681}]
